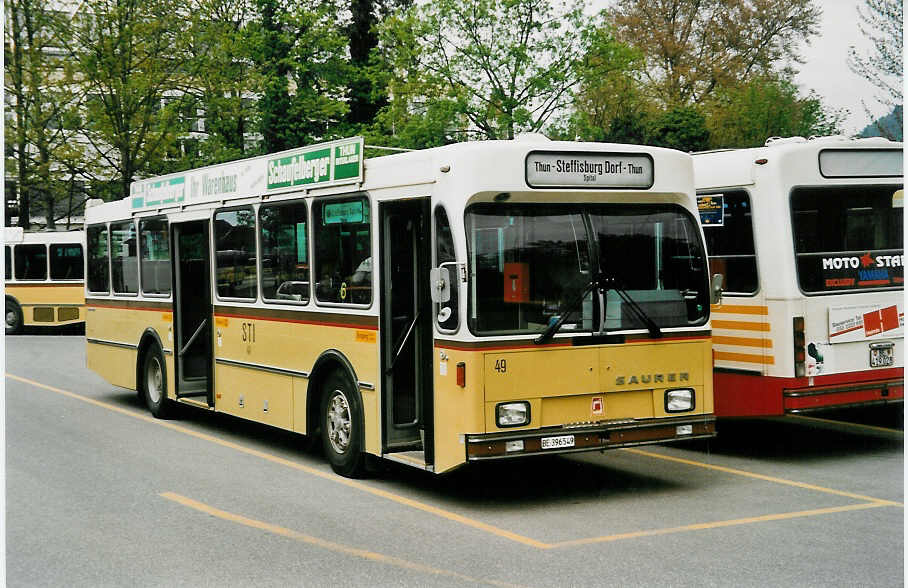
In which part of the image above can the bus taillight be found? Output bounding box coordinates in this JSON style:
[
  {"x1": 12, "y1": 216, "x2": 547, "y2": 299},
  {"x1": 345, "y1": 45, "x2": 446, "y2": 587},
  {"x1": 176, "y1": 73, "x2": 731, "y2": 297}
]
[{"x1": 793, "y1": 316, "x2": 806, "y2": 377}]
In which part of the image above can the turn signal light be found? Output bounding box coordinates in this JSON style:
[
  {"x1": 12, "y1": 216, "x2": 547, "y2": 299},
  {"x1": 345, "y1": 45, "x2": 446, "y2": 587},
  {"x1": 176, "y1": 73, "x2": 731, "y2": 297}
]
[{"x1": 456, "y1": 362, "x2": 466, "y2": 387}]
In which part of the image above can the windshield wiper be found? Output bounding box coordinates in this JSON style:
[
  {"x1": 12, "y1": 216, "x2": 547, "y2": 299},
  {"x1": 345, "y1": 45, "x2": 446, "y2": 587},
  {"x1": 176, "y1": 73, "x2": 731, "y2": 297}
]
[
  {"x1": 601, "y1": 276, "x2": 662, "y2": 339},
  {"x1": 534, "y1": 279, "x2": 597, "y2": 345}
]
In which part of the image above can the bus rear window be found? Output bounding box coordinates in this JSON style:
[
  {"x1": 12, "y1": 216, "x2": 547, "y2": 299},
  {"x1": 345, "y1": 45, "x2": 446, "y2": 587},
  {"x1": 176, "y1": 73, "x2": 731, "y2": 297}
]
[
  {"x1": 792, "y1": 185, "x2": 903, "y2": 293},
  {"x1": 50, "y1": 244, "x2": 84, "y2": 280}
]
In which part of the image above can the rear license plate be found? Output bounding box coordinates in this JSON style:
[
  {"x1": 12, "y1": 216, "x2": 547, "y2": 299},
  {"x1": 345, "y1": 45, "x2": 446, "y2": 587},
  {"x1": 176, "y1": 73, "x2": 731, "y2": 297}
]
[
  {"x1": 870, "y1": 343, "x2": 894, "y2": 368},
  {"x1": 541, "y1": 435, "x2": 575, "y2": 450}
]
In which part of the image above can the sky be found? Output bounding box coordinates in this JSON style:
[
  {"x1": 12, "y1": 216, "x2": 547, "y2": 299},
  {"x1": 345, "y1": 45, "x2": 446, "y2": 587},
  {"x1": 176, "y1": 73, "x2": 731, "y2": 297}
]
[{"x1": 794, "y1": 0, "x2": 892, "y2": 135}]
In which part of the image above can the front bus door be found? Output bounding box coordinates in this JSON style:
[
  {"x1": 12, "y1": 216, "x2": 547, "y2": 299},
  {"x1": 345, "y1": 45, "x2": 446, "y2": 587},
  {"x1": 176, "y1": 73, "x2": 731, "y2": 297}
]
[
  {"x1": 380, "y1": 199, "x2": 433, "y2": 464},
  {"x1": 171, "y1": 220, "x2": 213, "y2": 405}
]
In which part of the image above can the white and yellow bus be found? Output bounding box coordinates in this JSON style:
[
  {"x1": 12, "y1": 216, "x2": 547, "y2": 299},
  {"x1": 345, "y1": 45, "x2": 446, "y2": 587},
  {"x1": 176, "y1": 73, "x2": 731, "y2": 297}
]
[
  {"x1": 85, "y1": 135, "x2": 716, "y2": 477},
  {"x1": 694, "y1": 136, "x2": 903, "y2": 416},
  {"x1": 5, "y1": 227, "x2": 85, "y2": 334}
]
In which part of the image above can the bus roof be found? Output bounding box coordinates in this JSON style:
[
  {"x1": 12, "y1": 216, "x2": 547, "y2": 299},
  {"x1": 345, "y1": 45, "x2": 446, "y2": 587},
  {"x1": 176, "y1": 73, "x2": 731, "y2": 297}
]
[
  {"x1": 85, "y1": 136, "x2": 696, "y2": 224},
  {"x1": 693, "y1": 136, "x2": 903, "y2": 190}
]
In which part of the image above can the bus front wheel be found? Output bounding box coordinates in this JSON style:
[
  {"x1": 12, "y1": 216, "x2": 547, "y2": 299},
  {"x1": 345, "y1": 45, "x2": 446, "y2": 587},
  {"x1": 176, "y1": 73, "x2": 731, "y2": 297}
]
[
  {"x1": 5, "y1": 298, "x2": 22, "y2": 335},
  {"x1": 320, "y1": 371, "x2": 366, "y2": 478},
  {"x1": 142, "y1": 346, "x2": 173, "y2": 419}
]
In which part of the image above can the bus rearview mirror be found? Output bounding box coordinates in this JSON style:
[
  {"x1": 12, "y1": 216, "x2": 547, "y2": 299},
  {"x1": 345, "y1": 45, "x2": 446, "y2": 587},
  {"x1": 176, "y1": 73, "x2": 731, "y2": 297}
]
[
  {"x1": 710, "y1": 273, "x2": 724, "y2": 305},
  {"x1": 430, "y1": 267, "x2": 451, "y2": 303}
]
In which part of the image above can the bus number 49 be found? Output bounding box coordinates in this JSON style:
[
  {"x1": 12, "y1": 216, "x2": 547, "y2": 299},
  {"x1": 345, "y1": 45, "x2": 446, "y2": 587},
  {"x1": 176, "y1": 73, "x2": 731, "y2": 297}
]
[{"x1": 495, "y1": 359, "x2": 507, "y2": 373}]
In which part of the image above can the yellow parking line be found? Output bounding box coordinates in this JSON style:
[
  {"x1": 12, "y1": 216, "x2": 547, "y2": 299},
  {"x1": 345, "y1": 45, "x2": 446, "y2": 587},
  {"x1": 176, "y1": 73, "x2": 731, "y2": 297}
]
[
  {"x1": 549, "y1": 502, "x2": 889, "y2": 548},
  {"x1": 161, "y1": 492, "x2": 528, "y2": 588},
  {"x1": 787, "y1": 414, "x2": 904, "y2": 436},
  {"x1": 6, "y1": 373, "x2": 547, "y2": 550},
  {"x1": 624, "y1": 448, "x2": 903, "y2": 506}
]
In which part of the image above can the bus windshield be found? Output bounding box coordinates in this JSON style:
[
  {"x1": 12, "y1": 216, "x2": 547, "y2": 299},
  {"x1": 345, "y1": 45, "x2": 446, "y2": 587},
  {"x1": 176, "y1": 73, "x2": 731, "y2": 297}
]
[
  {"x1": 792, "y1": 185, "x2": 904, "y2": 293},
  {"x1": 466, "y1": 203, "x2": 709, "y2": 335}
]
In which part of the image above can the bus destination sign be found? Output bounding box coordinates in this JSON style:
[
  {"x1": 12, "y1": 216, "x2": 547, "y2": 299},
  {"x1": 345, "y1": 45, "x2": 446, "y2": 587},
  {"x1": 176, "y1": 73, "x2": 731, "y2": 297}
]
[
  {"x1": 130, "y1": 137, "x2": 364, "y2": 210},
  {"x1": 526, "y1": 151, "x2": 654, "y2": 189}
]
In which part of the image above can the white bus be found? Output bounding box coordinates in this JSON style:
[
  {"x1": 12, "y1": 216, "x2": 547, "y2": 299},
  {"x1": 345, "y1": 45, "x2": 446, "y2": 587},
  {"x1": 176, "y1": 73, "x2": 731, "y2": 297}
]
[
  {"x1": 85, "y1": 135, "x2": 717, "y2": 477},
  {"x1": 5, "y1": 227, "x2": 85, "y2": 334},
  {"x1": 694, "y1": 136, "x2": 903, "y2": 416}
]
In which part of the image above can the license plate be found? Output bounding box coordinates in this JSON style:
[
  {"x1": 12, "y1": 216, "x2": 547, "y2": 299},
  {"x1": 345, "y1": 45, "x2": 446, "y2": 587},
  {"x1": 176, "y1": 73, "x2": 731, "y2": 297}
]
[
  {"x1": 870, "y1": 343, "x2": 894, "y2": 368},
  {"x1": 541, "y1": 435, "x2": 575, "y2": 450}
]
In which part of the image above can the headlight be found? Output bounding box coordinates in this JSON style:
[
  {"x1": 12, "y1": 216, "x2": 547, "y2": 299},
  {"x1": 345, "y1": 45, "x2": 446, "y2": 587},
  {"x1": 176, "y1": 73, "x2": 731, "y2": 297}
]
[
  {"x1": 665, "y1": 388, "x2": 694, "y2": 412},
  {"x1": 496, "y1": 401, "x2": 530, "y2": 427}
]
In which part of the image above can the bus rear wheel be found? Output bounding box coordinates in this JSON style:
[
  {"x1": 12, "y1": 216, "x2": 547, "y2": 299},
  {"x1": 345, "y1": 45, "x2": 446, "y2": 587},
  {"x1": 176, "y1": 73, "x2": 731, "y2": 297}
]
[
  {"x1": 142, "y1": 346, "x2": 173, "y2": 419},
  {"x1": 5, "y1": 298, "x2": 22, "y2": 335},
  {"x1": 320, "y1": 371, "x2": 366, "y2": 478}
]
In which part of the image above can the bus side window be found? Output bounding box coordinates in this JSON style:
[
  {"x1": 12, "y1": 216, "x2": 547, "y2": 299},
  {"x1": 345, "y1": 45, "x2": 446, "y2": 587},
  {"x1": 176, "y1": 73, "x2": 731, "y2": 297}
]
[
  {"x1": 214, "y1": 207, "x2": 258, "y2": 300},
  {"x1": 5, "y1": 246, "x2": 11, "y2": 280},
  {"x1": 701, "y1": 191, "x2": 758, "y2": 295},
  {"x1": 87, "y1": 225, "x2": 110, "y2": 293},
  {"x1": 435, "y1": 206, "x2": 458, "y2": 330},
  {"x1": 110, "y1": 221, "x2": 139, "y2": 294},
  {"x1": 15, "y1": 244, "x2": 47, "y2": 281},
  {"x1": 313, "y1": 197, "x2": 371, "y2": 305},
  {"x1": 260, "y1": 201, "x2": 309, "y2": 303},
  {"x1": 50, "y1": 244, "x2": 84, "y2": 280},
  {"x1": 139, "y1": 218, "x2": 171, "y2": 295}
]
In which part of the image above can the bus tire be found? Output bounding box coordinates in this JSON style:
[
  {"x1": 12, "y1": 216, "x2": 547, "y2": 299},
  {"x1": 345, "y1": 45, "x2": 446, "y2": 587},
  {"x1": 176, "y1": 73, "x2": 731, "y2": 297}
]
[
  {"x1": 5, "y1": 298, "x2": 22, "y2": 335},
  {"x1": 320, "y1": 371, "x2": 367, "y2": 478},
  {"x1": 142, "y1": 345, "x2": 173, "y2": 419}
]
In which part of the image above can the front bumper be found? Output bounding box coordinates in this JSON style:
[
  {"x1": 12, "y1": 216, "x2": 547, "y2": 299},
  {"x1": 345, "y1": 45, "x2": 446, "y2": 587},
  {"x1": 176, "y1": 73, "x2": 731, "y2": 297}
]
[{"x1": 465, "y1": 415, "x2": 715, "y2": 461}]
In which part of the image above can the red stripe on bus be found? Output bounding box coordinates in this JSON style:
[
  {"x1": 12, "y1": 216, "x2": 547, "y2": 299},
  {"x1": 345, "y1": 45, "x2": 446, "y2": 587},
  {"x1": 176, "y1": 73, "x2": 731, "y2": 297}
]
[
  {"x1": 213, "y1": 312, "x2": 379, "y2": 331},
  {"x1": 88, "y1": 304, "x2": 172, "y2": 313}
]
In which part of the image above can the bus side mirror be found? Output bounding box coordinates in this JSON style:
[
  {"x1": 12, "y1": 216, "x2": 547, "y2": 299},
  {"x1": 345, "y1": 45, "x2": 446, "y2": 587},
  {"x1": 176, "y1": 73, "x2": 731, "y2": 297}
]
[
  {"x1": 430, "y1": 267, "x2": 451, "y2": 303},
  {"x1": 710, "y1": 273, "x2": 724, "y2": 305}
]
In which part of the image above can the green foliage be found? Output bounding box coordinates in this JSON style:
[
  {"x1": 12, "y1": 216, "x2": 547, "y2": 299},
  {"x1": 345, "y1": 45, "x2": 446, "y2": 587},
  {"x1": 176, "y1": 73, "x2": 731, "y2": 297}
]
[
  {"x1": 646, "y1": 107, "x2": 710, "y2": 152},
  {"x1": 705, "y1": 77, "x2": 844, "y2": 148},
  {"x1": 67, "y1": 0, "x2": 194, "y2": 200},
  {"x1": 5, "y1": 0, "x2": 90, "y2": 227},
  {"x1": 610, "y1": 0, "x2": 822, "y2": 107},
  {"x1": 375, "y1": 0, "x2": 598, "y2": 143},
  {"x1": 252, "y1": 0, "x2": 350, "y2": 154}
]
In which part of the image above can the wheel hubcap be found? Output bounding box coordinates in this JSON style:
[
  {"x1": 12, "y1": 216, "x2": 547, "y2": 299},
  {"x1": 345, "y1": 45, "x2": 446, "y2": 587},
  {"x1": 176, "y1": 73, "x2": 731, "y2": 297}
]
[
  {"x1": 146, "y1": 356, "x2": 163, "y2": 404},
  {"x1": 327, "y1": 391, "x2": 352, "y2": 454},
  {"x1": 6, "y1": 309, "x2": 16, "y2": 328}
]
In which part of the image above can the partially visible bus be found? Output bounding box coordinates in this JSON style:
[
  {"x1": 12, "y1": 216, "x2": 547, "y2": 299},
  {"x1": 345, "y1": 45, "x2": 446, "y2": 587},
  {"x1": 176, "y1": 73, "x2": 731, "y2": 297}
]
[
  {"x1": 5, "y1": 227, "x2": 85, "y2": 334},
  {"x1": 694, "y1": 136, "x2": 903, "y2": 416},
  {"x1": 85, "y1": 135, "x2": 716, "y2": 477}
]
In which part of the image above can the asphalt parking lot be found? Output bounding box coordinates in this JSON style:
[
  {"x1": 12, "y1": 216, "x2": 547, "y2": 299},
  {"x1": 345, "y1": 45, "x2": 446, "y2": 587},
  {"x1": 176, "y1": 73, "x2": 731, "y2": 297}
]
[{"x1": 5, "y1": 334, "x2": 904, "y2": 587}]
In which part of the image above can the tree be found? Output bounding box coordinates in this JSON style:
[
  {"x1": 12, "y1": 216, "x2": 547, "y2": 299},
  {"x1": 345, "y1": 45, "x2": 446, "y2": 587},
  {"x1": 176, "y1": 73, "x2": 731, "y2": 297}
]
[
  {"x1": 377, "y1": 0, "x2": 599, "y2": 141},
  {"x1": 705, "y1": 76, "x2": 843, "y2": 148},
  {"x1": 4, "y1": 0, "x2": 85, "y2": 228},
  {"x1": 66, "y1": 0, "x2": 193, "y2": 200},
  {"x1": 253, "y1": 0, "x2": 349, "y2": 154},
  {"x1": 558, "y1": 26, "x2": 648, "y2": 143},
  {"x1": 646, "y1": 106, "x2": 710, "y2": 152},
  {"x1": 848, "y1": 0, "x2": 903, "y2": 138},
  {"x1": 610, "y1": 0, "x2": 822, "y2": 107},
  {"x1": 184, "y1": 0, "x2": 259, "y2": 165}
]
